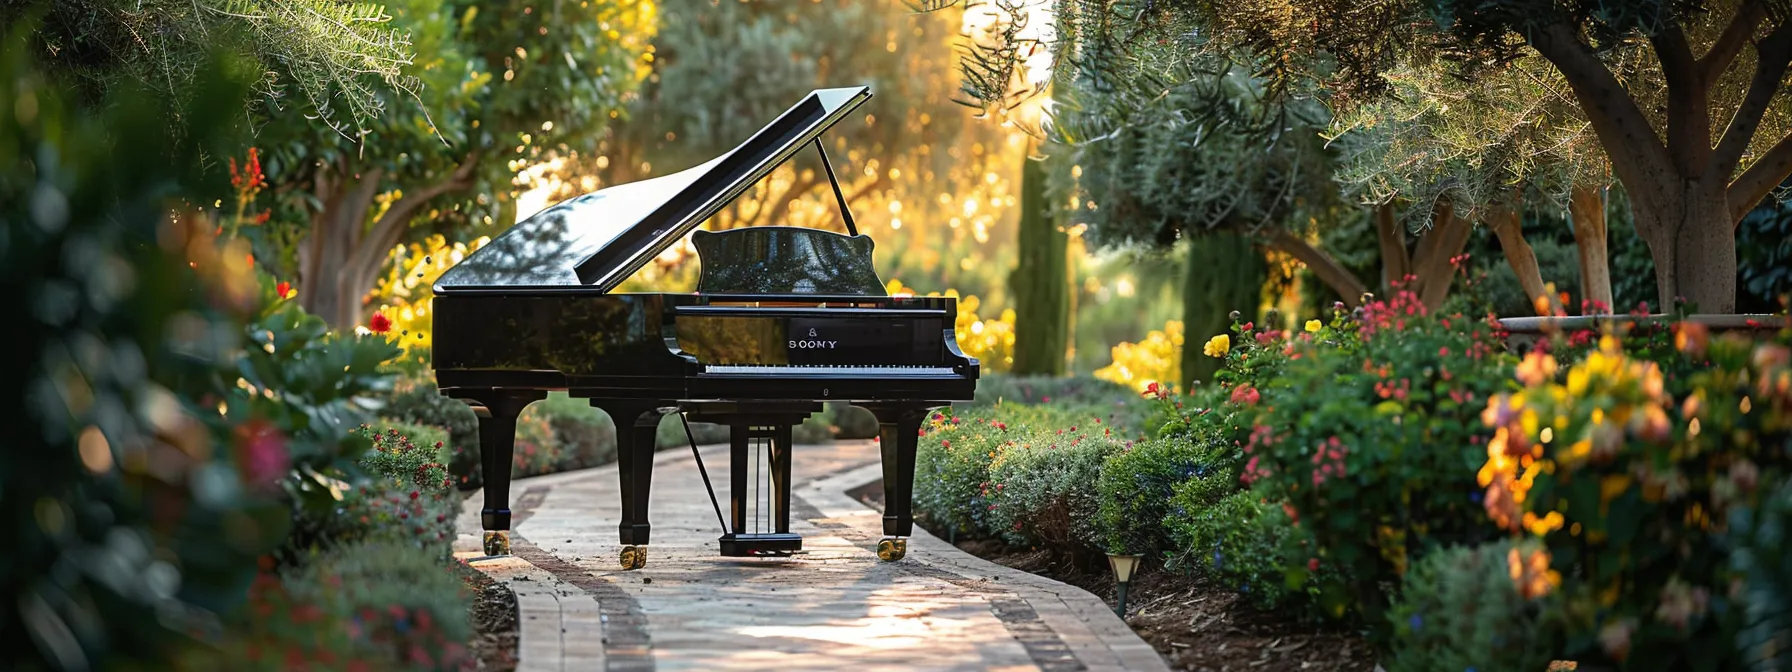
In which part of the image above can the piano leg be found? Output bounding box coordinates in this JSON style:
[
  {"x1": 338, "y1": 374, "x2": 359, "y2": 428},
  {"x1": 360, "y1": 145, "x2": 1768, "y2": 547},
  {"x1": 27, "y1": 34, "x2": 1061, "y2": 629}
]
[
  {"x1": 864, "y1": 405, "x2": 935, "y2": 562},
  {"x1": 463, "y1": 390, "x2": 546, "y2": 557},
  {"x1": 593, "y1": 402, "x2": 668, "y2": 570}
]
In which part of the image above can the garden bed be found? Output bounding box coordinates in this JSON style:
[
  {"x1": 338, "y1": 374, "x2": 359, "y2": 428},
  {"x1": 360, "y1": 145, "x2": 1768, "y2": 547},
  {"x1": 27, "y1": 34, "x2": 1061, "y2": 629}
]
[
  {"x1": 854, "y1": 483, "x2": 1376, "y2": 671},
  {"x1": 462, "y1": 563, "x2": 520, "y2": 671}
]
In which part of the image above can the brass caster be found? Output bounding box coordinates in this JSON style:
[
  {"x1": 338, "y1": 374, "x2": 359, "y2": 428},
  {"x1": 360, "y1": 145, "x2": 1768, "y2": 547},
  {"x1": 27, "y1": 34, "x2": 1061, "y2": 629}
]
[
  {"x1": 620, "y1": 545, "x2": 648, "y2": 570},
  {"x1": 876, "y1": 538, "x2": 907, "y2": 562},
  {"x1": 482, "y1": 531, "x2": 510, "y2": 556}
]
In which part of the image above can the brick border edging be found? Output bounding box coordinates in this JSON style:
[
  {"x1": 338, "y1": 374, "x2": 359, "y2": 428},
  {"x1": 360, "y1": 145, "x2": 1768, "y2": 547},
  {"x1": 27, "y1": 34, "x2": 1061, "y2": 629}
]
[{"x1": 506, "y1": 485, "x2": 656, "y2": 672}]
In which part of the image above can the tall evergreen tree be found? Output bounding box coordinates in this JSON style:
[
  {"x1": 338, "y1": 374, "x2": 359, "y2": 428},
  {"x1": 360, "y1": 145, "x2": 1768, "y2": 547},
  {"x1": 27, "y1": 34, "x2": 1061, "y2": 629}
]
[
  {"x1": 1181, "y1": 233, "x2": 1265, "y2": 390},
  {"x1": 1009, "y1": 154, "x2": 1070, "y2": 375}
]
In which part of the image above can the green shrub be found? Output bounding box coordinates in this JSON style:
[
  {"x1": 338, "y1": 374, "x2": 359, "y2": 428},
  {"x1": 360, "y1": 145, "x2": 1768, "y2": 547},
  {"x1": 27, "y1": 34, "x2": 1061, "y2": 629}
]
[
  {"x1": 1097, "y1": 435, "x2": 1215, "y2": 555},
  {"x1": 986, "y1": 427, "x2": 1124, "y2": 557},
  {"x1": 914, "y1": 404, "x2": 1090, "y2": 538},
  {"x1": 1168, "y1": 489, "x2": 1317, "y2": 611},
  {"x1": 656, "y1": 415, "x2": 732, "y2": 449},
  {"x1": 972, "y1": 374, "x2": 1133, "y2": 406},
  {"x1": 1384, "y1": 541, "x2": 1564, "y2": 672},
  {"x1": 524, "y1": 392, "x2": 617, "y2": 471},
  {"x1": 202, "y1": 539, "x2": 475, "y2": 670},
  {"x1": 1731, "y1": 476, "x2": 1792, "y2": 670},
  {"x1": 284, "y1": 426, "x2": 458, "y2": 561},
  {"x1": 380, "y1": 373, "x2": 480, "y2": 486}
]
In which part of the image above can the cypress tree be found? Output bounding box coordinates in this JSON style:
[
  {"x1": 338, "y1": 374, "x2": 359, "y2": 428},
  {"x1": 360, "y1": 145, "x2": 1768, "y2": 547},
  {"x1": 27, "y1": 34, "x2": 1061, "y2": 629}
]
[
  {"x1": 1009, "y1": 154, "x2": 1070, "y2": 375},
  {"x1": 1181, "y1": 232, "x2": 1266, "y2": 391}
]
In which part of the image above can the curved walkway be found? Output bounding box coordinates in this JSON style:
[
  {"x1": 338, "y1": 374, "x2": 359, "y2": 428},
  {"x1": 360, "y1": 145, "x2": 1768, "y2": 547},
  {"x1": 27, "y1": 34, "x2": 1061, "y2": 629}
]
[{"x1": 455, "y1": 440, "x2": 1168, "y2": 672}]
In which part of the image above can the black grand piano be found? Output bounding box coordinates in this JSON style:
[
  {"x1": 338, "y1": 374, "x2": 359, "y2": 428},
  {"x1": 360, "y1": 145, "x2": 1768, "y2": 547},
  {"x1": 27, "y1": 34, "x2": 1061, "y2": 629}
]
[{"x1": 431, "y1": 86, "x2": 979, "y2": 569}]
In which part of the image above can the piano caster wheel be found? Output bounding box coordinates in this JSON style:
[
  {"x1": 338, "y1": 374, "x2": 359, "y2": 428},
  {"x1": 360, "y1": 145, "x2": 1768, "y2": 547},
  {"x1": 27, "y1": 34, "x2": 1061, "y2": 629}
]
[
  {"x1": 483, "y1": 531, "x2": 510, "y2": 557},
  {"x1": 876, "y1": 538, "x2": 907, "y2": 562},
  {"x1": 620, "y1": 545, "x2": 648, "y2": 570}
]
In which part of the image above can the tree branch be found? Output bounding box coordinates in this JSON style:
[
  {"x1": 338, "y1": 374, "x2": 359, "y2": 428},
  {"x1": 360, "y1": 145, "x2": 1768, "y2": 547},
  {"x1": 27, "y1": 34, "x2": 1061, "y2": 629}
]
[
  {"x1": 1531, "y1": 21, "x2": 1675, "y2": 192},
  {"x1": 344, "y1": 153, "x2": 480, "y2": 281},
  {"x1": 1486, "y1": 201, "x2": 1565, "y2": 316},
  {"x1": 1728, "y1": 131, "x2": 1792, "y2": 223},
  {"x1": 1652, "y1": 25, "x2": 1711, "y2": 173},
  {"x1": 1699, "y1": 1, "x2": 1768, "y2": 84},
  {"x1": 1712, "y1": 21, "x2": 1792, "y2": 180},
  {"x1": 1263, "y1": 228, "x2": 1368, "y2": 308}
]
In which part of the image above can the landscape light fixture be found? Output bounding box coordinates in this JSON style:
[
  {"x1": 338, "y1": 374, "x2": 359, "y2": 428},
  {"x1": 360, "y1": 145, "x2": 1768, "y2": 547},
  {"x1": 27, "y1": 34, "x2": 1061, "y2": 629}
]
[{"x1": 1106, "y1": 552, "x2": 1141, "y2": 618}]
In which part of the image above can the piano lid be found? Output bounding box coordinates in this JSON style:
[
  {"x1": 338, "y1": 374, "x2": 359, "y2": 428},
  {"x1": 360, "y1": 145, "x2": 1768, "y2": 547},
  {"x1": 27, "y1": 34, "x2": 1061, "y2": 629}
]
[{"x1": 436, "y1": 86, "x2": 873, "y2": 292}]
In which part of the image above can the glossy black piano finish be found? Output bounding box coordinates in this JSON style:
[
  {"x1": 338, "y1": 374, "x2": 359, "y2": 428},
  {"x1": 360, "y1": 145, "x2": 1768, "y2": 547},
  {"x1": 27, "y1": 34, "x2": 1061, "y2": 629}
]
[{"x1": 432, "y1": 86, "x2": 978, "y2": 566}]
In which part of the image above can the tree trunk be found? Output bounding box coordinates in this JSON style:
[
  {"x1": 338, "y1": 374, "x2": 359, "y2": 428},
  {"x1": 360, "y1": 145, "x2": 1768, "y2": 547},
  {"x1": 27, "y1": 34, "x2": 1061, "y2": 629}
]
[
  {"x1": 1486, "y1": 203, "x2": 1565, "y2": 316},
  {"x1": 1008, "y1": 155, "x2": 1069, "y2": 376},
  {"x1": 1182, "y1": 232, "x2": 1265, "y2": 391},
  {"x1": 1374, "y1": 202, "x2": 1410, "y2": 292},
  {"x1": 1672, "y1": 188, "x2": 1740, "y2": 313},
  {"x1": 296, "y1": 154, "x2": 481, "y2": 330},
  {"x1": 1568, "y1": 184, "x2": 1614, "y2": 314},
  {"x1": 1631, "y1": 181, "x2": 1739, "y2": 313},
  {"x1": 1411, "y1": 202, "x2": 1474, "y2": 311}
]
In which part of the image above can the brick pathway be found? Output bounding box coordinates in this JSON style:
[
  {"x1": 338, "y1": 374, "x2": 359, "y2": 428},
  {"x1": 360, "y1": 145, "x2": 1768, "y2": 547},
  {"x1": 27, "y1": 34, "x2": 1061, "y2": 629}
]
[{"x1": 454, "y1": 440, "x2": 1168, "y2": 672}]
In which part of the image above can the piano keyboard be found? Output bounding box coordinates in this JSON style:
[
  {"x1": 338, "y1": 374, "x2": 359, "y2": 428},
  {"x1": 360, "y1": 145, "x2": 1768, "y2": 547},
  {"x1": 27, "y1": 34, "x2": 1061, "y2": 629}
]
[{"x1": 703, "y1": 365, "x2": 960, "y2": 376}]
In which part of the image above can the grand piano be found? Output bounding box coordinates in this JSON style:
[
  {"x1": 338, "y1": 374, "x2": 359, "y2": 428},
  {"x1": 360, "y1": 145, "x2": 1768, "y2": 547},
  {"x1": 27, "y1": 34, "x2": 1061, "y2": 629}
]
[{"x1": 431, "y1": 86, "x2": 979, "y2": 569}]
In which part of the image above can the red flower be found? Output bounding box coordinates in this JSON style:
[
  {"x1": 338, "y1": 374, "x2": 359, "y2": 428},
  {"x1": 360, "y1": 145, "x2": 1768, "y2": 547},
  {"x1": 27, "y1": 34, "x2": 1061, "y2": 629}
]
[
  {"x1": 1308, "y1": 558, "x2": 1320, "y2": 572},
  {"x1": 369, "y1": 312, "x2": 393, "y2": 334},
  {"x1": 275, "y1": 281, "x2": 292, "y2": 300}
]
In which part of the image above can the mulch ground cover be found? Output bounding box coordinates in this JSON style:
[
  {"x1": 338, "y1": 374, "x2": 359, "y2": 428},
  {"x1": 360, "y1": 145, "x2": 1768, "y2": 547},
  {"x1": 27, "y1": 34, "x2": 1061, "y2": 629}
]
[{"x1": 852, "y1": 483, "x2": 1377, "y2": 672}]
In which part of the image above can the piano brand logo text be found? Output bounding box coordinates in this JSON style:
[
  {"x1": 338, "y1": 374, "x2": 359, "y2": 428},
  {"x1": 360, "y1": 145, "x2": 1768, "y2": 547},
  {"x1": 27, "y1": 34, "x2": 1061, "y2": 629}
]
[{"x1": 790, "y1": 328, "x2": 838, "y2": 350}]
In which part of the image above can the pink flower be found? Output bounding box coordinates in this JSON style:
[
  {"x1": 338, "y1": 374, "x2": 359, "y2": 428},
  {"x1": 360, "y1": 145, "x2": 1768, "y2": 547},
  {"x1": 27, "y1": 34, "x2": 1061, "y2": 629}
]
[{"x1": 234, "y1": 419, "x2": 290, "y2": 492}]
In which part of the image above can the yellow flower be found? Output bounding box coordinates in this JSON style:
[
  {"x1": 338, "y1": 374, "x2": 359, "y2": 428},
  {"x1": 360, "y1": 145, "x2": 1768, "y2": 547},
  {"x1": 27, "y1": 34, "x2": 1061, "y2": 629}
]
[
  {"x1": 1202, "y1": 334, "x2": 1231, "y2": 358},
  {"x1": 1305, "y1": 319, "x2": 1322, "y2": 333}
]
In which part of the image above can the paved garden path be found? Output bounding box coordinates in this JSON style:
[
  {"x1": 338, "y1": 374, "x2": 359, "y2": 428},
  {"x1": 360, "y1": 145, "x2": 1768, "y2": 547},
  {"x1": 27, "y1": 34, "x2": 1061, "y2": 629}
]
[{"x1": 454, "y1": 439, "x2": 1168, "y2": 672}]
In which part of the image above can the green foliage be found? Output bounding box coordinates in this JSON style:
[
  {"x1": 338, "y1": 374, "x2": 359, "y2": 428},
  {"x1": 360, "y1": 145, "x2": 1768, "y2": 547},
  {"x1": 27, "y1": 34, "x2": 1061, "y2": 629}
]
[
  {"x1": 203, "y1": 538, "x2": 474, "y2": 670},
  {"x1": 1096, "y1": 435, "x2": 1218, "y2": 555},
  {"x1": 970, "y1": 374, "x2": 1138, "y2": 414},
  {"x1": 827, "y1": 403, "x2": 882, "y2": 440},
  {"x1": 1384, "y1": 542, "x2": 1564, "y2": 672},
  {"x1": 1245, "y1": 289, "x2": 1514, "y2": 623},
  {"x1": 914, "y1": 405, "x2": 1087, "y2": 537},
  {"x1": 530, "y1": 393, "x2": 618, "y2": 469},
  {"x1": 236, "y1": 295, "x2": 403, "y2": 513},
  {"x1": 378, "y1": 373, "x2": 479, "y2": 487},
  {"x1": 1010, "y1": 154, "x2": 1071, "y2": 375},
  {"x1": 1730, "y1": 476, "x2": 1792, "y2": 670},
  {"x1": 0, "y1": 36, "x2": 301, "y2": 668},
  {"x1": 986, "y1": 427, "x2": 1124, "y2": 555},
  {"x1": 1168, "y1": 489, "x2": 1317, "y2": 611},
  {"x1": 15, "y1": 0, "x2": 417, "y2": 133}
]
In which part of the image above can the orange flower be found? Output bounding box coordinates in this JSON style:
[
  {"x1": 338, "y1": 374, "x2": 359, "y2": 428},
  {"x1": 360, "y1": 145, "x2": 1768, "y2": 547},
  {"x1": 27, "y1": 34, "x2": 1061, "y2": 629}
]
[
  {"x1": 275, "y1": 281, "x2": 293, "y2": 300},
  {"x1": 1516, "y1": 350, "x2": 1558, "y2": 387}
]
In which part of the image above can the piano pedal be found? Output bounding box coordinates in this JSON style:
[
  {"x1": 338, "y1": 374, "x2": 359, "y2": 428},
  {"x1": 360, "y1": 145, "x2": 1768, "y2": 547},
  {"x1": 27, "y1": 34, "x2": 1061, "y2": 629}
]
[
  {"x1": 482, "y1": 531, "x2": 510, "y2": 557},
  {"x1": 876, "y1": 537, "x2": 907, "y2": 562},
  {"x1": 620, "y1": 545, "x2": 648, "y2": 570}
]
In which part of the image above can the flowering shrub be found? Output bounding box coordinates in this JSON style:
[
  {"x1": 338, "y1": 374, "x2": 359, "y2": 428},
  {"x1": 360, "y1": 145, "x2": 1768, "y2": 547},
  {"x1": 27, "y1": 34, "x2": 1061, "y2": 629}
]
[
  {"x1": 1384, "y1": 541, "x2": 1565, "y2": 672},
  {"x1": 986, "y1": 426, "x2": 1125, "y2": 559},
  {"x1": 1245, "y1": 288, "x2": 1515, "y2": 621},
  {"x1": 1168, "y1": 489, "x2": 1319, "y2": 610},
  {"x1": 1477, "y1": 332, "x2": 1792, "y2": 666},
  {"x1": 370, "y1": 233, "x2": 492, "y2": 368}
]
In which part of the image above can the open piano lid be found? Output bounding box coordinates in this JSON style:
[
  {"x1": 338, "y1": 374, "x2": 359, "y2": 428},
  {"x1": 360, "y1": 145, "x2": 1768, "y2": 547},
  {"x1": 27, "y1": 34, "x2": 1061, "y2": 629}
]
[{"x1": 436, "y1": 86, "x2": 873, "y2": 293}]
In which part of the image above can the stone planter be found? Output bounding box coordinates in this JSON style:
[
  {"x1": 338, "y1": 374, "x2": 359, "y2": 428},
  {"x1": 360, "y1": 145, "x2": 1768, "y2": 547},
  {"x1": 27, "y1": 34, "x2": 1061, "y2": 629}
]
[{"x1": 1494, "y1": 313, "x2": 1787, "y2": 350}]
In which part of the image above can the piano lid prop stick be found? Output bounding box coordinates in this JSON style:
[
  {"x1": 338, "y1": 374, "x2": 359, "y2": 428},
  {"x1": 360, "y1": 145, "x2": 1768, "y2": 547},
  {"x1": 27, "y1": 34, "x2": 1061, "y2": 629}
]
[
  {"x1": 814, "y1": 138, "x2": 859, "y2": 237},
  {"x1": 681, "y1": 414, "x2": 731, "y2": 534}
]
